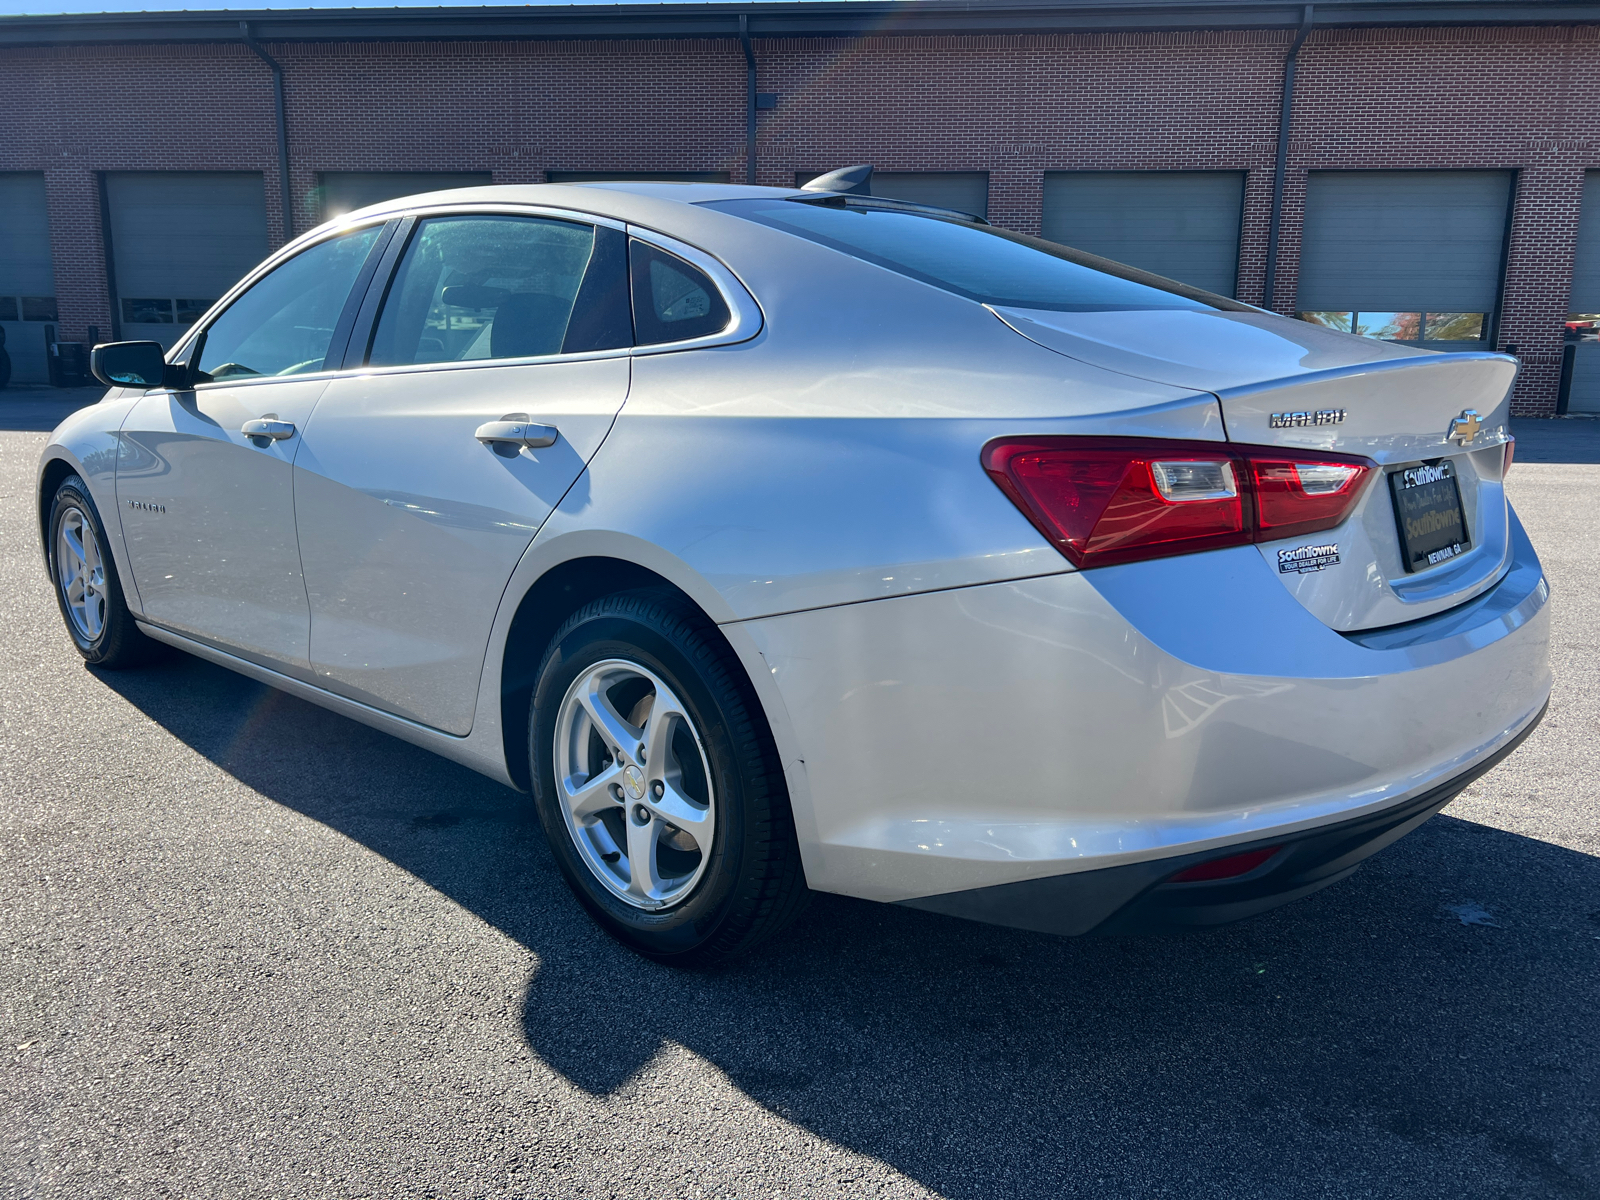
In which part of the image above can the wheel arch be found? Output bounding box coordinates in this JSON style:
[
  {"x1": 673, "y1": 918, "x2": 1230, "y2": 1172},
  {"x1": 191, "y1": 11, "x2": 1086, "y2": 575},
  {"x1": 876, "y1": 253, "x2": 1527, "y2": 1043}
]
[
  {"x1": 37, "y1": 454, "x2": 79, "y2": 565},
  {"x1": 491, "y1": 544, "x2": 820, "y2": 882},
  {"x1": 498, "y1": 555, "x2": 672, "y2": 791}
]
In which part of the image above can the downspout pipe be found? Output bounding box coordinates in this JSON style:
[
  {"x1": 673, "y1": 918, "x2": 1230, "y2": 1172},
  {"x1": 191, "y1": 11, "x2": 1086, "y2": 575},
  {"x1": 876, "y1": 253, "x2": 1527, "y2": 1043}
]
[
  {"x1": 739, "y1": 14, "x2": 757, "y2": 185},
  {"x1": 1263, "y1": 4, "x2": 1313, "y2": 313},
  {"x1": 241, "y1": 20, "x2": 294, "y2": 244}
]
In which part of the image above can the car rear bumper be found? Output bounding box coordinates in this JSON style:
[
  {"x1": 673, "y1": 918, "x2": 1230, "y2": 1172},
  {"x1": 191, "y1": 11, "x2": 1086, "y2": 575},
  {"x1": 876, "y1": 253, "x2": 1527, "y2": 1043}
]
[
  {"x1": 742, "y1": 507, "x2": 1551, "y2": 906},
  {"x1": 899, "y1": 697, "x2": 1546, "y2": 936}
]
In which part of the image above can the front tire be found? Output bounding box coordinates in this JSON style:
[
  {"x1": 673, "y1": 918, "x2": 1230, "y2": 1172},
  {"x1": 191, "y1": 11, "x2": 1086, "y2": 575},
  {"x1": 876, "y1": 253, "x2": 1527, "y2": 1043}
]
[
  {"x1": 47, "y1": 474, "x2": 162, "y2": 668},
  {"x1": 529, "y1": 590, "x2": 808, "y2": 965}
]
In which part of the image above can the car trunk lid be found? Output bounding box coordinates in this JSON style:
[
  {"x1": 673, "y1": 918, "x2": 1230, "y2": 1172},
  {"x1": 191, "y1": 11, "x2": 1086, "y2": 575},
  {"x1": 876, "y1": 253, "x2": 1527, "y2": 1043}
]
[{"x1": 993, "y1": 305, "x2": 1519, "y2": 632}]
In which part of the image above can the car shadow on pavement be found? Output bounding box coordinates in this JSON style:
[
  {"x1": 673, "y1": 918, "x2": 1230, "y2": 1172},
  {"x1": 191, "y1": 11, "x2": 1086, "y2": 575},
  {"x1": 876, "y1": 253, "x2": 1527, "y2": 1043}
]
[
  {"x1": 97, "y1": 651, "x2": 1600, "y2": 1199},
  {"x1": 1509, "y1": 417, "x2": 1600, "y2": 464}
]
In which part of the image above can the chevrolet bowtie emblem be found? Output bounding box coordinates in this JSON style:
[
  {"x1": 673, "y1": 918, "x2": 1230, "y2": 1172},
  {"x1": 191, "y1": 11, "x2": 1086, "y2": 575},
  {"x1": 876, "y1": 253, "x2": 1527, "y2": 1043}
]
[{"x1": 1448, "y1": 409, "x2": 1482, "y2": 445}]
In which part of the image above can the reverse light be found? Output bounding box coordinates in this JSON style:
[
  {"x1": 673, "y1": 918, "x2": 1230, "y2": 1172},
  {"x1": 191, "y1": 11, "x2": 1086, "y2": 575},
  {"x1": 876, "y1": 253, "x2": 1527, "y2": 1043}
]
[{"x1": 983, "y1": 437, "x2": 1374, "y2": 569}]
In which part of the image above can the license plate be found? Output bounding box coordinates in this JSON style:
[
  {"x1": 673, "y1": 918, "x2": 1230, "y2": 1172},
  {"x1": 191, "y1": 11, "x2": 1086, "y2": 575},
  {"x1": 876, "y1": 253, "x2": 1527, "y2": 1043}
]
[{"x1": 1390, "y1": 459, "x2": 1471, "y2": 572}]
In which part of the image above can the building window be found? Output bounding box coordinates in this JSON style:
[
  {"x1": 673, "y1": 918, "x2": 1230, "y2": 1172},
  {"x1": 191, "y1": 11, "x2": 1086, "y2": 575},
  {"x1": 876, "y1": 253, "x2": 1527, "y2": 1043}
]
[
  {"x1": 123, "y1": 298, "x2": 174, "y2": 324},
  {"x1": 175, "y1": 299, "x2": 217, "y2": 325},
  {"x1": 1299, "y1": 311, "x2": 1485, "y2": 343},
  {"x1": 20, "y1": 296, "x2": 58, "y2": 322}
]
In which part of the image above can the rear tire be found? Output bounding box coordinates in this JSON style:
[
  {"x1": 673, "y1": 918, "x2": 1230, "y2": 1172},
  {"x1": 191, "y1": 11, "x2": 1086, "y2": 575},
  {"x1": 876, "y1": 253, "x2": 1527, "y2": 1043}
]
[
  {"x1": 529, "y1": 589, "x2": 808, "y2": 966},
  {"x1": 47, "y1": 474, "x2": 163, "y2": 668}
]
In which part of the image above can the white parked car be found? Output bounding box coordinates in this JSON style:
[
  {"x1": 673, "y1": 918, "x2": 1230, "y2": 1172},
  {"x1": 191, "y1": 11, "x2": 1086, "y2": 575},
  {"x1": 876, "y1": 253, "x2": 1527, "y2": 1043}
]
[{"x1": 41, "y1": 180, "x2": 1550, "y2": 964}]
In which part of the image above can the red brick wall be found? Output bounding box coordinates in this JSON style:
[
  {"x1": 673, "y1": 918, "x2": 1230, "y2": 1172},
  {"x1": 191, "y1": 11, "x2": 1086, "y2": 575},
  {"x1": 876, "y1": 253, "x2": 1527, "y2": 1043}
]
[{"x1": 3, "y1": 23, "x2": 1596, "y2": 413}]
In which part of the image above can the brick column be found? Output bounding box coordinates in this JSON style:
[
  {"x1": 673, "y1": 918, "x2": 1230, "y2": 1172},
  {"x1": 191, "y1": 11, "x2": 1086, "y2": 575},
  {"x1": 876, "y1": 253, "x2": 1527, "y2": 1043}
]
[
  {"x1": 1235, "y1": 167, "x2": 1276, "y2": 307},
  {"x1": 44, "y1": 166, "x2": 112, "y2": 345},
  {"x1": 988, "y1": 161, "x2": 1042, "y2": 238},
  {"x1": 1499, "y1": 165, "x2": 1586, "y2": 417}
]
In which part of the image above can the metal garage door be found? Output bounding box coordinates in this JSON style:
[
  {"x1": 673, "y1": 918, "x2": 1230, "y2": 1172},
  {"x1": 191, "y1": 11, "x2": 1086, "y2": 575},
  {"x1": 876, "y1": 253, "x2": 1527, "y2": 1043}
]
[
  {"x1": 1040, "y1": 171, "x2": 1244, "y2": 297},
  {"x1": 318, "y1": 171, "x2": 493, "y2": 220},
  {"x1": 1297, "y1": 170, "x2": 1511, "y2": 348},
  {"x1": 105, "y1": 172, "x2": 269, "y2": 349},
  {"x1": 1565, "y1": 171, "x2": 1600, "y2": 414},
  {"x1": 548, "y1": 171, "x2": 731, "y2": 184},
  {"x1": 794, "y1": 171, "x2": 990, "y2": 220},
  {"x1": 0, "y1": 172, "x2": 56, "y2": 384}
]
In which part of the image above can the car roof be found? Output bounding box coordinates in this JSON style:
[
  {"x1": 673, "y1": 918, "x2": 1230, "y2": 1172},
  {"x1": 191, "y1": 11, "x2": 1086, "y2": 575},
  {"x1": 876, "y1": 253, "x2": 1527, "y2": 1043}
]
[{"x1": 328, "y1": 181, "x2": 808, "y2": 230}]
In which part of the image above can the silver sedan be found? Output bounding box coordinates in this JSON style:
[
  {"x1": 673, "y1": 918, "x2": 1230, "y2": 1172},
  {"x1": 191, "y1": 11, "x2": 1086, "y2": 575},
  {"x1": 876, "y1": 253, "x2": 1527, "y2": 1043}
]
[{"x1": 39, "y1": 180, "x2": 1551, "y2": 964}]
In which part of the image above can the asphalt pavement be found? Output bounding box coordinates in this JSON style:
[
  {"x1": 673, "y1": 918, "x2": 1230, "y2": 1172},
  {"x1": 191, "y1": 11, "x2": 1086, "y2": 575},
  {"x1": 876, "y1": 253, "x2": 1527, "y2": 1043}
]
[{"x1": 3, "y1": 387, "x2": 1598, "y2": 1199}]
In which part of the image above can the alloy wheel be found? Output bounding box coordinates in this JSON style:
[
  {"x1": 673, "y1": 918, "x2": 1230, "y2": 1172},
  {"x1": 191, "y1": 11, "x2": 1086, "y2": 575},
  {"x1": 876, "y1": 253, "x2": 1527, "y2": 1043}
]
[
  {"x1": 56, "y1": 506, "x2": 106, "y2": 643},
  {"x1": 553, "y1": 658, "x2": 716, "y2": 910}
]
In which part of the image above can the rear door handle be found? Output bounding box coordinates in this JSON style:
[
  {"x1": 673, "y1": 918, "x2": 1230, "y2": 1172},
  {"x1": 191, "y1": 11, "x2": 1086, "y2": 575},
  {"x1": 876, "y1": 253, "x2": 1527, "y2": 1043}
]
[
  {"x1": 242, "y1": 416, "x2": 295, "y2": 442},
  {"x1": 475, "y1": 412, "x2": 558, "y2": 452}
]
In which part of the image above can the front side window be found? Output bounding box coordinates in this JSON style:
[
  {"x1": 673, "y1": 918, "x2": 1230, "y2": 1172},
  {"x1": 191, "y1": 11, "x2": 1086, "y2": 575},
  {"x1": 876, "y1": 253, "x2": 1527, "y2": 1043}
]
[
  {"x1": 705, "y1": 197, "x2": 1229, "y2": 313},
  {"x1": 368, "y1": 215, "x2": 603, "y2": 366},
  {"x1": 196, "y1": 225, "x2": 382, "y2": 380}
]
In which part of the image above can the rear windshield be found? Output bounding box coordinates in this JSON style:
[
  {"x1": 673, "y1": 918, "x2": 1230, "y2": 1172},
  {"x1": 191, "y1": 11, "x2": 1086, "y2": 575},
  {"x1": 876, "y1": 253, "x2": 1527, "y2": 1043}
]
[{"x1": 704, "y1": 198, "x2": 1240, "y2": 313}]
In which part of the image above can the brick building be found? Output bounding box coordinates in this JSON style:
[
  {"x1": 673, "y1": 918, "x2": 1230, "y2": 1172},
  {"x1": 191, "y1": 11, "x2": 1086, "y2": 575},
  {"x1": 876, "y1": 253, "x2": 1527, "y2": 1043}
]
[{"x1": 2, "y1": 0, "x2": 1599, "y2": 415}]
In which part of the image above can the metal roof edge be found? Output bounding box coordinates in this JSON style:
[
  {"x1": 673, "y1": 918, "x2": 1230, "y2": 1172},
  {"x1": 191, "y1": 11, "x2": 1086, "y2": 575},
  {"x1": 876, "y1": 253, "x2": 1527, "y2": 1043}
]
[{"x1": 1, "y1": 0, "x2": 1597, "y2": 48}]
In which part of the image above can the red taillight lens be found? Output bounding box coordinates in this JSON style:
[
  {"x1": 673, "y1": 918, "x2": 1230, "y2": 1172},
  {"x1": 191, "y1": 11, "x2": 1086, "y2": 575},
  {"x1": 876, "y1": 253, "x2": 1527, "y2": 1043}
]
[
  {"x1": 1169, "y1": 845, "x2": 1282, "y2": 883},
  {"x1": 983, "y1": 437, "x2": 1373, "y2": 569},
  {"x1": 1250, "y1": 459, "x2": 1369, "y2": 540},
  {"x1": 1503, "y1": 436, "x2": 1515, "y2": 476}
]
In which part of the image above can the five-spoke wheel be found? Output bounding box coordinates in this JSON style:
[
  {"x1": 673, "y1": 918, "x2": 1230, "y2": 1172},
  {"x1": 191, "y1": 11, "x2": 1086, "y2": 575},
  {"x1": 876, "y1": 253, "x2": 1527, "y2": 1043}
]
[
  {"x1": 47, "y1": 474, "x2": 160, "y2": 668},
  {"x1": 55, "y1": 504, "x2": 107, "y2": 643},
  {"x1": 554, "y1": 659, "x2": 716, "y2": 910},
  {"x1": 530, "y1": 590, "x2": 808, "y2": 965}
]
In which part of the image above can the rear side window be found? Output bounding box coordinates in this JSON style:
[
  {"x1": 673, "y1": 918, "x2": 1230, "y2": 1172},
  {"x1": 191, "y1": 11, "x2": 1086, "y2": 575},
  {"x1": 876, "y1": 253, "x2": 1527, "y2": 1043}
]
[
  {"x1": 196, "y1": 225, "x2": 382, "y2": 380},
  {"x1": 630, "y1": 240, "x2": 731, "y2": 345},
  {"x1": 705, "y1": 198, "x2": 1227, "y2": 313},
  {"x1": 369, "y1": 215, "x2": 626, "y2": 366}
]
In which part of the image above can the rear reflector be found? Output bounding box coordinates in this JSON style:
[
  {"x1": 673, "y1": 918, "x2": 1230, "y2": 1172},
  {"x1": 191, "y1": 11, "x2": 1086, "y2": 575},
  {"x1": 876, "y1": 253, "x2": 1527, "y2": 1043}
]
[
  {"x1": 982, "y1": 437, "x2": 1374, "y2": 569},
  {"x1": 1169, "y1": 846, "x2": 1282, "y2": 883}
]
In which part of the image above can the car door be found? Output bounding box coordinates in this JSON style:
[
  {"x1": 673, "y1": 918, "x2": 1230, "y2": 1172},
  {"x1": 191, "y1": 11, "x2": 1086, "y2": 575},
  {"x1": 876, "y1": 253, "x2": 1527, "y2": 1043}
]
[
  {"x1": 293, "y1": 211, "x2": 634, "y2": 735},
  {"x1": 116, "y1": 222, "x2": 390, "y2": 674}
]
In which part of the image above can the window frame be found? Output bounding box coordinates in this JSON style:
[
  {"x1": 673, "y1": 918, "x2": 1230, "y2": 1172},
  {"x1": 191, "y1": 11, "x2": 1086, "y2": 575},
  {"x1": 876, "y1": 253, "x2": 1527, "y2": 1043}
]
[
  {"x1": 622, "y1": 226, "x2": 759, "y2": 355},
  {"x1": 339, "y1": 203, "x2": 760, "y2": 381},
  {"x1": 168, "y1": 216, "x2": 397, "y2": 392}
]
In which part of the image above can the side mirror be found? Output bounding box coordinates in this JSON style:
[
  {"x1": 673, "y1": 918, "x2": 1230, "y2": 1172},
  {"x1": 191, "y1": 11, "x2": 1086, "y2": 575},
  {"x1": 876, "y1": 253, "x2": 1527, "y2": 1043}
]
[{"x1": 90, "y1": 341, "x2": 171, "y2": 389}]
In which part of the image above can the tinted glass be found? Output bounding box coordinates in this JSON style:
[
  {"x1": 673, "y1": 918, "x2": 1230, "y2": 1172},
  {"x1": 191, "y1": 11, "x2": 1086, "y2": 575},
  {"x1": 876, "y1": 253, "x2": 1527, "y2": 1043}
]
[
  {"x1": 196, "y1": 226, "x2": 381, "y2": 380},
  {"x1": 629, "y1": 240, "x2": 731, "y2": 345},
  {"x1": 562, "y1": 226, "x2": 633, "y2": 353},
  {"x1": 707, "y1": 198, "x2": 1217, "y2": 313},
  {"x1": 369, "y1": 216, "x2": 595, "y2": 366}
]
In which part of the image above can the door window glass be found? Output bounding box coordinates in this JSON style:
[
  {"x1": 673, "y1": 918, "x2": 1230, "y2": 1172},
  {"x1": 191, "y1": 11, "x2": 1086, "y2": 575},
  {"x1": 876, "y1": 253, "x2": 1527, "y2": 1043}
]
[
  {"x1": 195, "y1": 226, "x2": 381, "y2": 381},
  {"x1": 368, "y1": 216, "x2": 596, "y2": 366},
  {"x1": 629, "y1": 240, "x2": 732, "y2": 345}
]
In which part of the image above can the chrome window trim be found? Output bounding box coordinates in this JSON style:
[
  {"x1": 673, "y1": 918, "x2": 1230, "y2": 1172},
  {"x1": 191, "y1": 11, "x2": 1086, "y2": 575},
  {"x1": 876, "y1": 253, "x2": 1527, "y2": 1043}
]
[
  {"x1": 624, "y1": 224, "x2": 764, "y2": 355},
  {"x1": 336, "y1": 343, "x2": 636, "y2": 384},
  {"x1": 170, "y1": 202, "x2": 760, "y2": 388}
]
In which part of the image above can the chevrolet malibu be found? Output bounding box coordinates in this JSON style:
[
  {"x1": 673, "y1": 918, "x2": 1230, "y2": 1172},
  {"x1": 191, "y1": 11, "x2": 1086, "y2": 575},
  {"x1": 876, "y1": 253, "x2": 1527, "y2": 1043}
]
[{"x1": 39, "y1": 180, "x2": 1550, "y2": 965}]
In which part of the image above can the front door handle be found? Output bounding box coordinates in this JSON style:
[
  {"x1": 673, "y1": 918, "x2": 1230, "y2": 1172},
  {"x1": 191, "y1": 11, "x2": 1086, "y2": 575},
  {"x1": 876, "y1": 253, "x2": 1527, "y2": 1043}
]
[
  {"x1": 242, "y1": 415, "x2": 295, "y2": 443},
  {"x1": 475, "y1": 412, "x2": 558, "y2": 454}
]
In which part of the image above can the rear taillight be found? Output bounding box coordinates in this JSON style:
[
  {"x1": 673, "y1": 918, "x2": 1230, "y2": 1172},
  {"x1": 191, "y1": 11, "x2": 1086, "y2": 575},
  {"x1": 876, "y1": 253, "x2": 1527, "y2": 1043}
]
[
  {"x1": 983, "y1": 437, "x2": 1374, "y2": 569},
  {"x1": 1503, "y1": 436, "x2": 1515, "y2": 476}
]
